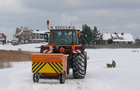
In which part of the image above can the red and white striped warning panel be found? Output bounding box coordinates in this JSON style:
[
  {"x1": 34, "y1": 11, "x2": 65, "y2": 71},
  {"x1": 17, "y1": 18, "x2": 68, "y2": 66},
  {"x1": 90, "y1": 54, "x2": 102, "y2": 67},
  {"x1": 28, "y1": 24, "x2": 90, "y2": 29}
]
[
  {"x1": 43, "y1": 49, "x2": 53, "y2": 53},
  {"x1": 72, "y1": 49, "x2": 81, "y2": 53}
]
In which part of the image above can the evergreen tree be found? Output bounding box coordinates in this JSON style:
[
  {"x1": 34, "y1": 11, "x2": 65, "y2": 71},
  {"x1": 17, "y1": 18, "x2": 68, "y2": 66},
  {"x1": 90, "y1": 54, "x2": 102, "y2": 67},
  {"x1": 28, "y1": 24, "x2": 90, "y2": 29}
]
[
  {"x1": 108, "y1": 39, "x2": 113, "y2": 44},
  {"x1": 81, "y1": 24, "x2": 92, "y2": 45},
  {"x1": 92, "y1": 26, "x2": 102, "y2": 45}
]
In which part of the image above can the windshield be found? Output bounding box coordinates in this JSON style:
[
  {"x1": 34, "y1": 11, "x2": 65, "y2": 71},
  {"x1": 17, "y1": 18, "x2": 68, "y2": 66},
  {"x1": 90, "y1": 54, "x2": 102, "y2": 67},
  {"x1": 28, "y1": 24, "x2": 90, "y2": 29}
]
[
  {"x1": 74, "y1": 30, "x2": 79, "y2": 44},
  {"x1": 48, "y1": 30, "x2": 52, "y2": 44},
  {"x1": 52, "y1": 30, "x2": 73, "y2": 45}
]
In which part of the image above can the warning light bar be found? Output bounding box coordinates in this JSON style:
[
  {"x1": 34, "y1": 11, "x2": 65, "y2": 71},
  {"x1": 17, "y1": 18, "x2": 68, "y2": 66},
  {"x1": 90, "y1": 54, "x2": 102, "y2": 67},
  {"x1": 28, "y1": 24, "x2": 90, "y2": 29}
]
[{"x1": 49, "y1": 26, "x2": 75, "y2": 29}]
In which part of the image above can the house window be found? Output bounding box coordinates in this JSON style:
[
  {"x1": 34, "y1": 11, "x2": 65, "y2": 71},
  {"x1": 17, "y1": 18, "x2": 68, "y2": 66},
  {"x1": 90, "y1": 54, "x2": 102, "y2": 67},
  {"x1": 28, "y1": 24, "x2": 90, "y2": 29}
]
[
  {"x1": 26, "y1": 32, "x2": 28, "y2": 35},
  {"x1": 30, "y1": 36, "x2": 32, "y2": 39},
  {"x1": 23, "y1": 32, "x2": 25, "y2": 35},
  {"x1": 22, "y1": 36, "x2": 24, "y2": 39},
  {"x1": 26, "y1": 36, "x2": 28, "y2": 39},
  {"x1": 29, "y1": 32, "x2": 31, "y2": 35},
  {"x1": 15, "y1": 36, "x2": 19, "y2": 38},
  {"x1": 25, "y1": 40, "x2": 28, "y2": 43},
  {"x1": 21, "y1": 40, "x2": 24, "y2": 43}
]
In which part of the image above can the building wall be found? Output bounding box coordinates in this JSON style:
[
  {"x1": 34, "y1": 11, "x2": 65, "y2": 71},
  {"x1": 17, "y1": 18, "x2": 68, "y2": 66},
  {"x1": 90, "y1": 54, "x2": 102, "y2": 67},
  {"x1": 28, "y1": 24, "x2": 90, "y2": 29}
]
[
  {"x1": 13, "y1": 27, "x2": 49, "y2": 44},
  {"x1": 2, "y1": 34, "x2": 6, "y2": 42},
  {"x1": 18, "y1": 30, "x2": 34, "y2": 44},
  {"x1": 16, "y1": 27, "x2": 22, "y2": 34}
]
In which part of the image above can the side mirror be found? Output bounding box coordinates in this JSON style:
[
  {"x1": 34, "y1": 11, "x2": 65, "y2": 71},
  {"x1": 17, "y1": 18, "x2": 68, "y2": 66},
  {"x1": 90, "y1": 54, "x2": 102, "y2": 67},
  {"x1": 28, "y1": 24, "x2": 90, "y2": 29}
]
[{"x1": 44, "y1": 34, "x2": 48, "y2": 42}]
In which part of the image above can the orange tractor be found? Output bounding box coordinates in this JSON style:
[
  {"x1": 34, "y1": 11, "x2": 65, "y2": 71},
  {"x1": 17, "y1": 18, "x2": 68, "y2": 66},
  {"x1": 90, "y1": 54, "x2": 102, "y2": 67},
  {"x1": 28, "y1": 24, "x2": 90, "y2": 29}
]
[{"x1": 30, "y1": 21, "x2": 87, "y2": 84}]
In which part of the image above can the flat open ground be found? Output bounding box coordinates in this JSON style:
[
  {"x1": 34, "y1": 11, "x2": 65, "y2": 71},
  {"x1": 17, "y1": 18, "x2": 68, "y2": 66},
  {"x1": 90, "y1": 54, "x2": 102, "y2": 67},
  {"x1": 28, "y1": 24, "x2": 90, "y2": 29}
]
[{"x1": 0, "y1": 43, "x2": 140, "y2": 90}]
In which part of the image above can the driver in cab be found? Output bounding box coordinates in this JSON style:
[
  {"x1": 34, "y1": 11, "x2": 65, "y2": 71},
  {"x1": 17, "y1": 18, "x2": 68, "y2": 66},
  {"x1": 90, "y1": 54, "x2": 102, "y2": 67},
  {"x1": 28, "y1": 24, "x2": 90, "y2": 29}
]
[{"x1": 59, "y1": 31, "x2": 68, "y2": 44}]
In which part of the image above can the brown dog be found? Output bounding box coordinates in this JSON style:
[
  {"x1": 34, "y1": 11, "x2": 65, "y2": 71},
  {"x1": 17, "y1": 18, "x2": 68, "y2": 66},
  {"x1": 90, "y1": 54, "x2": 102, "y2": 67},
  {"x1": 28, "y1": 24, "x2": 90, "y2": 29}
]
[{"x1": 107, "y1": 60, "x2": 116, "y2": 68}]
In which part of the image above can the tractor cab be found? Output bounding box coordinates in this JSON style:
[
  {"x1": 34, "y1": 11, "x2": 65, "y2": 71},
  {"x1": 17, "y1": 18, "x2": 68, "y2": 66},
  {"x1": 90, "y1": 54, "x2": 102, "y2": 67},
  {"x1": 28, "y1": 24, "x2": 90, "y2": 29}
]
[
  {"x1": 42, "y1": 26, "x2": 84, "y2": 55},
  {"x1": 48, "y1": 26, "x2": 79, "y2": 45}
]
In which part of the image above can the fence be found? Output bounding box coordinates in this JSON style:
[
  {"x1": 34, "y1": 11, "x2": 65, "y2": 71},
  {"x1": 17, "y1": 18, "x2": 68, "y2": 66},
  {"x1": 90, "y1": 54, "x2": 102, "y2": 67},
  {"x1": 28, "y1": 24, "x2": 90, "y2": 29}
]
[
  {"x1": 0, "y1": 50, "x2": 31, "y2": 69},
  {"x1": 85, "y1": 44, "x2": 140, "y2": 49}
]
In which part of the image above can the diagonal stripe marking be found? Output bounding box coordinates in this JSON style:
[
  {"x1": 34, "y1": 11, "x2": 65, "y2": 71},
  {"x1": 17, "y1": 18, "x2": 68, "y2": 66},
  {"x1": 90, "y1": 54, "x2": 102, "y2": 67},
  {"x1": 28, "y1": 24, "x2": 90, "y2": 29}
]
[
  {"x1": 48, "y1": 63, "x2": 58, "y2": 73},
  {"x1": 50, "y1": 62, "x2": 60, "y2": 73},
  {"x1": 33, "y1": 62, "x2": 42, "y2": 72},
  {"x1": 36, "y1": 62, "x2": 46, "y2": 73},
  {"x1": 32, "y1": 62, "x2": 39, "y2": 70},
  {"x1": 32, "y1": 62, "x2": 36, "y2": 66},
  {"x1": 32, "y1": 62, "x2": 37, "y2": 68},
  {"x1": 59, "y1": 63, "x2": 63, "y2": 67},
  {"x1": 56, "y1": 63, "x2": 63, "y2": 72},
  {"x1": 58, "y1": 63, "x2": 63, "y2": 71},
  {"x1": 52, "y1": 63, "x2": 61, "y2": 73},
  {"x1": 54, "y1": 63, "x2": 62, "y2": 73},
  {"x1": 33, "y1": 62, "x2": 43, "y2": 73}
]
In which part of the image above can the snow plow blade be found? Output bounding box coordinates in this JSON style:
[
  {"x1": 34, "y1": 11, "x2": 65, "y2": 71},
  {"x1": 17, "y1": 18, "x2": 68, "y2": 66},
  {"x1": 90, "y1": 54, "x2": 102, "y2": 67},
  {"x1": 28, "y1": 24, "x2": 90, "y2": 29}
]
[{"x1": 31, "y1": 54, "x2": 67, "y2": 76}]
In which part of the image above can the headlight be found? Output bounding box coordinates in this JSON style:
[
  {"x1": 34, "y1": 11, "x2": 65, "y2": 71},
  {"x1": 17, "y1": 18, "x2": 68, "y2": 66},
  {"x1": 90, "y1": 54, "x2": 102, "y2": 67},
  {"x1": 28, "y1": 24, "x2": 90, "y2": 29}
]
[{"x1": 49, "y1": 46, "x2": 53, "y2": 50}]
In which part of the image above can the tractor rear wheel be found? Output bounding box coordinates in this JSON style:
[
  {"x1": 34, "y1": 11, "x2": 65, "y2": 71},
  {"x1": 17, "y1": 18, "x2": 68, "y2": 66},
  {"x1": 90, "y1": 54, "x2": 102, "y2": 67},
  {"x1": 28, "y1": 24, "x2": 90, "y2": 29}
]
[
  {"x1": 67, "y1": 56, "x2": 70, "y2": 75},
  {"x1": 84, "y1": 54, "x2": 87, "y2": 75},
  {"x1": 73, "y1": 53, "x2": 86, "y2": 79}
]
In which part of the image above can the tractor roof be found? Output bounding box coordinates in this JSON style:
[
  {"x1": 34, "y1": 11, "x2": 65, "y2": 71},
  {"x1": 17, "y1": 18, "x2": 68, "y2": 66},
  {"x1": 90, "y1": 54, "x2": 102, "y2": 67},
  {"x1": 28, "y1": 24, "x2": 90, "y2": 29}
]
[{"x1": 49, "y1": 26, "x2": 77, "y2": 30}]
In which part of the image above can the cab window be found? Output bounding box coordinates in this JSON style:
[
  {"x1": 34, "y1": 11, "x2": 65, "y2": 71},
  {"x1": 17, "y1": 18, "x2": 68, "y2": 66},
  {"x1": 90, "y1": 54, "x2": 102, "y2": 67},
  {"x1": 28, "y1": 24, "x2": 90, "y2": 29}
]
[
  {"x1": 53, "y1": 30, "x2": 73, "y2": 45},
  {"x1": 74, "y1": 30, "x2": 79, "y2": 44}
]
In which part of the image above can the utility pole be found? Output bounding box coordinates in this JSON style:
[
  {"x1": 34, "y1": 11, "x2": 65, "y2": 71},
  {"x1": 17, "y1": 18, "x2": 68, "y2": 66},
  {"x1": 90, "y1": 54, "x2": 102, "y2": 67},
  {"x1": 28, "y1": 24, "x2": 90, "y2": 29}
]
[{"x1": 70, "y1": 21, "x2": 72, "y2": 26}]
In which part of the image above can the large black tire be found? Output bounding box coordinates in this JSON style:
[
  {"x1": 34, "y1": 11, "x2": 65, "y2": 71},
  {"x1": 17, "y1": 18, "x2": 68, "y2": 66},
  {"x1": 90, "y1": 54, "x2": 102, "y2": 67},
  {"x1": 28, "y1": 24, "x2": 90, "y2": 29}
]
[
  {"x1": 84, "y1": 54, "x2": 87, "y2": 75},
  {"x1": 73, "y1": 53, "x2": 86, "y2": 79},
  {"x1": 67, "y1": 57, "x2": 70, "y2": 75},
  {"x1": 59, "y1": 73, "x2": 65, "y2": 84},
  {"x1": 40, "y1": 45, "x2": 44, "y2": 53},
  {"x1": 33, "y1": 73, "x2": 39, "y2": 83}
]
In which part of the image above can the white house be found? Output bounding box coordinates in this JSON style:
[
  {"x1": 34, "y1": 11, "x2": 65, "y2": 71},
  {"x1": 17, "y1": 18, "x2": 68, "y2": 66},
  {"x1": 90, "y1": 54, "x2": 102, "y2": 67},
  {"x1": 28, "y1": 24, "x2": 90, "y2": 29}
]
[
  {"x1": 30, "y1": 29, "x2": 49, "y2": 43},
  {"x1": 102, "y1": 32, "x2": 135, "y2": 44}
]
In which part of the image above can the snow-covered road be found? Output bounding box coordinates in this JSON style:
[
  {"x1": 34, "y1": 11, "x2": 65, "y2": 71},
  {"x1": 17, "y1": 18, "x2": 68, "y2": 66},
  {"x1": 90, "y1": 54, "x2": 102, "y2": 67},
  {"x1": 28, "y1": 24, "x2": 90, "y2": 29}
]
[{"x1": 1, "y1": 58, "x2": 140, "y2": 90}]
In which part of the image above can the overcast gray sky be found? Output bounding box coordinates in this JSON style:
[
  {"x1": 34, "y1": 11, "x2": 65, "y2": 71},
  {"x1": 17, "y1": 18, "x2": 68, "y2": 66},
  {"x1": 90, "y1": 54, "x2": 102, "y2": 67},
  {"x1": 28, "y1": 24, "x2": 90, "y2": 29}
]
[{"x1": 0, "y1": 0, "x2": 140, "y2": 40}]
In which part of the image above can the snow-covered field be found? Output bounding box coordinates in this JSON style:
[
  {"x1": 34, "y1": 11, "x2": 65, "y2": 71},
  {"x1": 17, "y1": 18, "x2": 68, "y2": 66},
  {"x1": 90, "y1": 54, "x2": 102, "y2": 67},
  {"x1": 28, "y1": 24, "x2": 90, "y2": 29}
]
[{"x1": 0, "y1": 43, "x2": 140, "y2": 90}]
